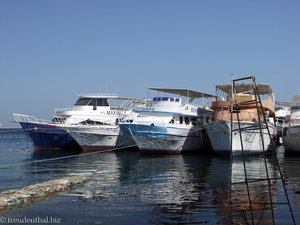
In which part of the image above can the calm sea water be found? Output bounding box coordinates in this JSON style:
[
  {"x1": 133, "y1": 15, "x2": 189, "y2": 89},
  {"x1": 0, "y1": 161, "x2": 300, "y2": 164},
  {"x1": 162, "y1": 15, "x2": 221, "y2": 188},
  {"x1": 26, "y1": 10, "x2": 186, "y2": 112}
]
[{"x1": 0, "y1": 128, "x2": 299, "y2": 224}]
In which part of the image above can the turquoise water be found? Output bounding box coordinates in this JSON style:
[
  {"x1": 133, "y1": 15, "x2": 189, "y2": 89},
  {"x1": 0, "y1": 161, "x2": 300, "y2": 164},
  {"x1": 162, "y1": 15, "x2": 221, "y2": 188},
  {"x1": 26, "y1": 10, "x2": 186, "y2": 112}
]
[{"x1": 0, "y1": 128, "x2": 299, "y2": 224}]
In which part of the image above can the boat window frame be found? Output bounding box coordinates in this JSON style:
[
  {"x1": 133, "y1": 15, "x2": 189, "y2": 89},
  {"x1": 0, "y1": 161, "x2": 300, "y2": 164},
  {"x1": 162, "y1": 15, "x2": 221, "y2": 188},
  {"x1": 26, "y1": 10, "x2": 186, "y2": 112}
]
[
  {"x1": 191, "y1": 117, "x2": 197, "y2": 125},
  {"x1": 184, "y1": 117, "x2": 190, "y2": 125},
  {"x1": 97, "y1": 98, "x2": 109, "y2": 106},
  {"x1": 179, "y1": 116, "x2": 183, "y2": 124},
  {"x1": 75, "y1": 98, "x2": 92, "y2": 106}
]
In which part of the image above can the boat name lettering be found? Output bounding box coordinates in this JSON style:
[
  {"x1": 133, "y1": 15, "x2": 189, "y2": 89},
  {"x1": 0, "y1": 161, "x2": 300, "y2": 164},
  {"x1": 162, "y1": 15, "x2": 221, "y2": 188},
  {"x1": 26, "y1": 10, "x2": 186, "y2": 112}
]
[{"x1": 106, "y1": 110, "x2": 124, "y2": 115}]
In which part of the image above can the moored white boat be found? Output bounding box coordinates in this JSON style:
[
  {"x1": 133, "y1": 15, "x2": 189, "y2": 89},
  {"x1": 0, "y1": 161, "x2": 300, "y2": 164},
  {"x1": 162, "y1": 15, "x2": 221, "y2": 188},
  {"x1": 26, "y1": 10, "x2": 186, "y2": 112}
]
[
  {"x1": 275, "y1": 101, "x2": 290, "y2": 129},
  {"x1": 274, "y1": 101, "x2": 290, "y2": 144},
  {"x1": 62, "y1": 124, "x2": 120, "y2": 151},
  {"x1": 119, "y1": 88, "x2": 215, "y2": 154},
  {"x1": 204, "y1": 78, "x2": 277, "y2": 156},
  {"x1": 282, "y1": 95, "x2": 300, "y2": 154},
  {"x1": 204, "y1": 120, "x2": 277, "y2": 156},
  {"x1": 62, "y1": 114, "x2": 138, "y2": 152}
]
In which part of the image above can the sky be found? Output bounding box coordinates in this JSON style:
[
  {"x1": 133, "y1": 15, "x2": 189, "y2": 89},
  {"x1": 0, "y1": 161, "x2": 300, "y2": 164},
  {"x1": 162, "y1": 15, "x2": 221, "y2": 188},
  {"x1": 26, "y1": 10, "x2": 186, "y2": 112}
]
[{"x1": 0, "y1": 0, "x2": 299, "y2": 127}]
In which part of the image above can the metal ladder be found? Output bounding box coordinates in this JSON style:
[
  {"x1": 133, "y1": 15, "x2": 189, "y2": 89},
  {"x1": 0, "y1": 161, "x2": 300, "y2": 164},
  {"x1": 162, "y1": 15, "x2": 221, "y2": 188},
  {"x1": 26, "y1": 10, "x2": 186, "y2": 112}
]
[{"x1": 229, "y1": 76, "x2": 295, "y2": 224}]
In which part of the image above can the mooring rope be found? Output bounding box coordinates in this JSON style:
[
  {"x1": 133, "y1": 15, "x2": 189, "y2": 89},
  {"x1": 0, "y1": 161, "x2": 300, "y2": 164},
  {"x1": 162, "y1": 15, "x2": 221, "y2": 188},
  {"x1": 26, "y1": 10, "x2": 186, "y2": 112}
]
[{"x1": 0, "y1": 128, "x2": 24, "y2": 133}]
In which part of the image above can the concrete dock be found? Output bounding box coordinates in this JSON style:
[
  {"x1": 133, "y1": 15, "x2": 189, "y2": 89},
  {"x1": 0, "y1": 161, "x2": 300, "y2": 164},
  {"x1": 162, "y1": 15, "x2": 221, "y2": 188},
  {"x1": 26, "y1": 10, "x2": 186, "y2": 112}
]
[{"x1": 0, "y1": 175, "x2": 90, "y2": 211}]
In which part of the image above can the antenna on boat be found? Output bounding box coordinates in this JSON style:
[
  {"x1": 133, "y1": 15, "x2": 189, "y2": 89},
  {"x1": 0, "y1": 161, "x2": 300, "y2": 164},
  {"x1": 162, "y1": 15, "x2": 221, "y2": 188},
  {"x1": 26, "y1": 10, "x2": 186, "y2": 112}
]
[
  {"x1": 105, "y1": 83, "x2": 109, "y2": 92},
  {"x1": 230, "y1": 73, "x2": 235, "y2": 81}
]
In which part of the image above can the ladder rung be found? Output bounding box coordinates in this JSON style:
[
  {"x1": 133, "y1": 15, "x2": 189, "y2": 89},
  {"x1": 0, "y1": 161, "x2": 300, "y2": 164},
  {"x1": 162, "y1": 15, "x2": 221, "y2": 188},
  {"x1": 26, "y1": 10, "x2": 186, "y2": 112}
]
[
  {"x1": 232, "y1": 125, "x2": 268, "y2": 132},
  {"x1": 231, "y1": 178, "x2": 285, "y2": 185},
  {"x1": 247, "y1": 177, "x2": 285, "y2": 182},
  {"x1": 233, "y1": 100, "x2": 259, "y2": 106},
  {"x1": 232, "y1": 202, "x2": 291, "y2": 206},
  {"x1": 233, "y1": 76, "x2": 254, "y2": 82}
]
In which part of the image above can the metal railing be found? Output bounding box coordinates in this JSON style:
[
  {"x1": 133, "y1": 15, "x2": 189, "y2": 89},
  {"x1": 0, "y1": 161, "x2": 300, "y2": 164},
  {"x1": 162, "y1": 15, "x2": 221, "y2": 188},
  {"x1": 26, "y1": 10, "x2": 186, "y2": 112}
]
[
  {"x1": 12, "y1": 113, "x2": 51, "y2": 124},
  {"x1": 78, "y1": 93, "x2": 118, "y2": 98}
]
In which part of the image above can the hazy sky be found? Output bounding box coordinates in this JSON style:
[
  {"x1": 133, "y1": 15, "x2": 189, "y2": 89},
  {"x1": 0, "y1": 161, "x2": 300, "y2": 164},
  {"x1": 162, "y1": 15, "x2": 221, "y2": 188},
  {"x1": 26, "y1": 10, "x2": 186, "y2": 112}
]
[{"x1": 0, "y1": 0, "x2": 299, "y2": 127}]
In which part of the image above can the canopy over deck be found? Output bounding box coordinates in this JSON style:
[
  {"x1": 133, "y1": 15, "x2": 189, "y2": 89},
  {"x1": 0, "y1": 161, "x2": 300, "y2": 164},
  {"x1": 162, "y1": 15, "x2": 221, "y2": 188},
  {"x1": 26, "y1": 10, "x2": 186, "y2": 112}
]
[
  {"x1": 215, "y1": 84, "x2": 273, "y2": 95},
  {"x1": 149, "y1": 87, "x2": 216, "y2": 100},
  {"x1": 79, "y1": 93, "x2": 118, "y2": 98}
]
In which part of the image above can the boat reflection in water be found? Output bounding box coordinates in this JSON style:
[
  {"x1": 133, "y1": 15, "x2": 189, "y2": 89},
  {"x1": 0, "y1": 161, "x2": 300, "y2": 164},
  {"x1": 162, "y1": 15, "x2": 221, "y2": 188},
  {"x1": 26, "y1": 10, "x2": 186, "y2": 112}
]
[
  {"x1": 18, "y1": 149, "x2": 297, "y2": 224},
  {"x1": 58, "y1": 152, "x2": 233, "y2": 224},
  {"x1": 70, "y1": 153, "x2": 218, "y2": 224},
  {"x1": 282, "y1": 153, "x2": 300, "y2": 209},
  {"x1": 137, "y1": 155, "x2": 215, "y2": 223},
  {"x1": 223, "y1": 156, "x2": 294, "y2": 225}
]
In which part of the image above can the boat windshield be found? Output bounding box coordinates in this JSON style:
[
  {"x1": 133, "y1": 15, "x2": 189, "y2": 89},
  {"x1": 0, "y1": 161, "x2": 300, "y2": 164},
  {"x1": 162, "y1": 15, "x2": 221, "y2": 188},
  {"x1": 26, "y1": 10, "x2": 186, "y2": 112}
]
[
  {"x1": 75, "y1": 98, "x2": 109, "y2": 106},
  {"x1": 153, "y1": 97, "x2": 180, "y2": 102}
]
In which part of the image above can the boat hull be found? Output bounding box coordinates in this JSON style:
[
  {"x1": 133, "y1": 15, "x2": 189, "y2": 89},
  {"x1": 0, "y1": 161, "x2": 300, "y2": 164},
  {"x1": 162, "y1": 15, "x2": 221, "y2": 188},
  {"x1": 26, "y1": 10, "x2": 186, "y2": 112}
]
[
  {"x1": 119, "y1": 123, "x2": 211, "y2": 154},
  {"x1": 282, "y1": 125, "x2": 300, "y2": 154},
  {"x1": 19, "y1": 122, "x2": 77, "y2": 150},
  {"x1": 204, "y1": 120, "x2": 277, "y2": 156},
  {"x1": 64, "y1": 125, "x2": 120, "y2": 151}
]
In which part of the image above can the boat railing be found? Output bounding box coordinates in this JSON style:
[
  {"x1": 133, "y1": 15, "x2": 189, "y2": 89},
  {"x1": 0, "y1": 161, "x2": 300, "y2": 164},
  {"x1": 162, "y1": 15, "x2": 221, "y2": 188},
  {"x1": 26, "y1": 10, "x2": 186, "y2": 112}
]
[
  {"x1": 79, "y1": 93, "x2": 118, "y2": 98},
  {"x1": 51, "y1": 117, "x2": 66, "y2": 124},
  {"x1": 13, "y1": 113, "x2": 51, "y2": 124}
]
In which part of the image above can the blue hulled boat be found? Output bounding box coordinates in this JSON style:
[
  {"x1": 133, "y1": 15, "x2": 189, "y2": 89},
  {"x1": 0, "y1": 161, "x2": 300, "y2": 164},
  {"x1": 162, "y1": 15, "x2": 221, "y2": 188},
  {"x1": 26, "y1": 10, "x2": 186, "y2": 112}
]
[
  {"x1": 119, "y1": 88, "x2": 215, "y2": 154},
  {"x1": 13, "y1": 114, "x2": 78, "y2": 150}
]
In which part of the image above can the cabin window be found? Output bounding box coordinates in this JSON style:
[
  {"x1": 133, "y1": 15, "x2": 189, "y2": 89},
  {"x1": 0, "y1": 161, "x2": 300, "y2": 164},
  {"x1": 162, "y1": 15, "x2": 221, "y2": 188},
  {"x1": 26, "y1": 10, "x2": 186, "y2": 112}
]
[
  {"x1": 97, "y1": 98, "x2": 109, "y2": 106},
  {"x1": 87, "y1": 99, "x2": 97, "y2": 110},
  {"x1": 75, "y1": 98, "x2": 91, "y2": 106},
  {"x1": 162, "y1": 97, "x2": 168, "y2": 101},
  {"x1": 170, "y1": 97, "x2": 174, "y2": 102},
  {"x1": 179, "y1": 116, "x2": 183, "y2": 124},
  {"x1": 153, "y1": 97, "x2": 157, "y2": 102},
  {"x1": 175, "y1": 98, "x2": 180, "y2": 102},
  {"x1": 191, "y1": 117, "x2": 197, "y2": 125},
  {"x1": 51, "y1": 117, "x2": 66, "y2": 124},
  {"x1": 184, "y1": 117, "x2": 190, "y2": 125},
  {"x1": 88, "y1": 99, "x2": 96, "y2": 106}
]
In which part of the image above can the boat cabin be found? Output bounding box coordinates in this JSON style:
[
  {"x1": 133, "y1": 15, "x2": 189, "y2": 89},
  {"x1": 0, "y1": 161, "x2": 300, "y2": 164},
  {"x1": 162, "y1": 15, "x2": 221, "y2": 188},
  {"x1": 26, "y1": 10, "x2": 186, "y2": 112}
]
[
  {"x1": 212, "y1": 83, "x2": 275, "y2": 122},
  {"x1": 52, "y1": 94, "x2": 134, "y2": 125}
]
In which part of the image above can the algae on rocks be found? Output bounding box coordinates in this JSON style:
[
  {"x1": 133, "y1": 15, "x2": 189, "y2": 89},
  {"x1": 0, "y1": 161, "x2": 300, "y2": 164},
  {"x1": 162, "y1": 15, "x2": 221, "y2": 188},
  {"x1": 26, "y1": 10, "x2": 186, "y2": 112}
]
[{"x1": 0, "y1": 175, "x2": 90, "y2": 211}]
